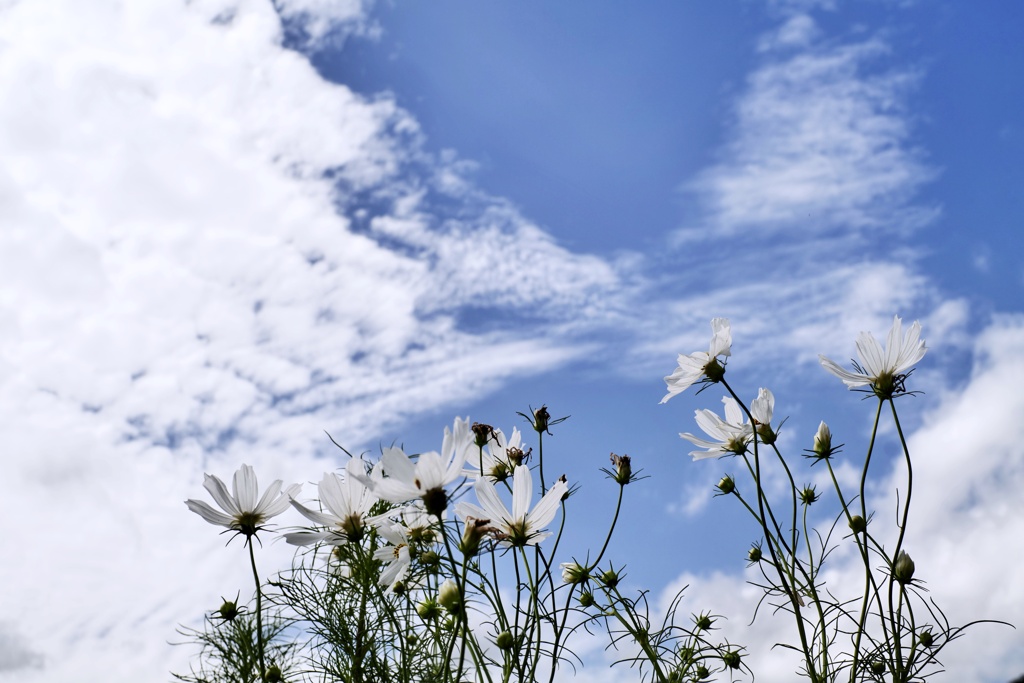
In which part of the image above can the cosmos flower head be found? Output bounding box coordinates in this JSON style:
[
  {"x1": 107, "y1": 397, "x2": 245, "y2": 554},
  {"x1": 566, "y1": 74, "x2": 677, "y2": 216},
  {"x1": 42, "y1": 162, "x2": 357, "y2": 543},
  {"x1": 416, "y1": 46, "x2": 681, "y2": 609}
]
[
  {"x1": 661, "y1": 318, "x2": 732, "y2": 403},
  {"x1": 455, "y1": 465, "x2": 568, "y2": 548},
  {"x1": 680, "y1": 396, "x2": 752, "y2": 460},
  {"x1": 284, "y1": 459, "x2": 378, "y2": 547},
  {"x1": 818, "y1": 315, "x2": 927, "y2": 400},
  {"x1": 185, "y1": 464, "x2": 300, "y2": 542},
  {"x1": 360, "y1": 417, "x2": 473, "y2": 517},
  {"x1": 463, "y1": 426, "x2": 531, "y2": 484}
]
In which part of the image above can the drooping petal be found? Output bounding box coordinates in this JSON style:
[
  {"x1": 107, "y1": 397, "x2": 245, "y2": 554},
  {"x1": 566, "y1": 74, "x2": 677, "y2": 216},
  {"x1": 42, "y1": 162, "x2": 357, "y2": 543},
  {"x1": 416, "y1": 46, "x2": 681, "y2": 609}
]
[
  {"x1": 283, "y1": 530, "x2": 332, "y2": 546},
  {"x1": 185, "y1": 499, "x2": 235, "y2": 528},
  {"x1": 290, "y1": 498, "x2": 340, "y2": 527},
  {"x1": 818, "y1": 355, "x2": 871, "y2": 388},
  {"x1": 750, "y1": 388, "x2": 774, "y2": 425}
]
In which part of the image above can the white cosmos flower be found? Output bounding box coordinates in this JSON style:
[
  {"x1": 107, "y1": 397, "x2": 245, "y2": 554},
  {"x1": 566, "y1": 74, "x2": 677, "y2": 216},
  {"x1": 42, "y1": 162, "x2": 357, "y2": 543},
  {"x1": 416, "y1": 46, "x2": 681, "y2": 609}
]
[
  {"x1": 661, "y1": 318, "x2": 732, "y2": 403},
  {"x1": 463, "y1": 427, "x2": 529, "y2": 483},
  {"x1": 680, "y1": 397, "x2": 752, "y2": 460},
  {"x1": 362, "y1": 417, "x2": 472, "y2": 517},
  {"x1": 185, "y1": 464, "x2": 300, "y2": 539},
  {"x1": 372, "y1": 521, "x2": 416, "y2": 589},
  {"x1": 284, "y1": 459, "x2": 378, "y2": 547},
  {"x1": 818, "y1": 315, "x2": 927, "y2": 398},
  {"x1": 455, "y1": 465, "x2": 568, "y2": 548}
]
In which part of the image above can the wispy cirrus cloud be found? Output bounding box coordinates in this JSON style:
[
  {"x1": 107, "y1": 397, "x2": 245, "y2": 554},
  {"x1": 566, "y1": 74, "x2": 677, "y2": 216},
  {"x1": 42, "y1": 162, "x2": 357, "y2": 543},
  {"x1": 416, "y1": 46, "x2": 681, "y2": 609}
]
[{"x1": 679, "y1": 15, "x2": 938, "y2": 242}]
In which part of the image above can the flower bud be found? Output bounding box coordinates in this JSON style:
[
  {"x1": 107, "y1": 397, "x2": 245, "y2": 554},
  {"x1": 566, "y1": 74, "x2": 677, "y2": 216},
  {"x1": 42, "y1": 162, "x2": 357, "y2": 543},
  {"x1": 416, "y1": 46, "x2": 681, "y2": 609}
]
[
  {"x1": 459, "y1": 517, "x2": 493, "y2": 558},
  {"x1": 609, "y1": 453, "x2": 632, "y2": 485},
  {"x1": 216, "y1": 599, "x2": 238, "y2": 622},
  {"x1": 495, "y1": 631, "x2": 514, "y2": 650},
  {"x1": 578, "y1": 591, "x2": 595, "y2": 608},
  {"x1": 696, "y1": 664, "x2": 710, "y2": 679},
  {"x1": 717, "y1": 475, "x2": 735, "y2": 495},
  {"x1": 722, "y1": 649, "x2": 741, "y2": 670},
  {"x1": 870, "y1": 660, "x2": 885, "y2": 676},
  {"x1": 264, "y1": 664, "x2": 283, "y2": 682},
  {"x1": 812, "y1": 422, "x2": 833, "y2": 459},
  {"x1": 918, "y1": 629, "x2": 934, "y2": 648},
  {"x1": 893, "y1": 550, "x2": 915, "y2": 584},
  {"x1": 419, "y1": 550, "x2": 440, "y2": 567},
  {"x1": 561, "y1": 561, "x2": 590, "y2": 585},
  {"x1": 694, "y1": 613, "x2": 714, "y2": 631},
  {"x1": 533, "y1": 406, "x2": 550, "y2": 433},
  {"x1": 599, "y1": 569, "x2": 620, "y2": 588},
  {"x1": 417, "y1": 598, "x2": 441, "y2": 621},
  {"x1": 848, "y1": 515, "x2": 866, "y2": 534},
  {"x1": 747, "y1": 545, "x2": 762, "y2": 563},
  {"x1": 438, "y1": 579, "x2": 461, "y2": 613},
  {"x1": 799, "y1": 485, "x2": 820, "y2": 506}
]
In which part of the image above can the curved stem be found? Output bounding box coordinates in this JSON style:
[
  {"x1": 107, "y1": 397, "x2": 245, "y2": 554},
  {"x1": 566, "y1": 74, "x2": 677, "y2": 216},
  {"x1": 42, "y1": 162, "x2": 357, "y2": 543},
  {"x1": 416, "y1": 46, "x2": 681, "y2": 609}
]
[{"x1": 247, "y1": 539, "x2": 267, "y2": 681}]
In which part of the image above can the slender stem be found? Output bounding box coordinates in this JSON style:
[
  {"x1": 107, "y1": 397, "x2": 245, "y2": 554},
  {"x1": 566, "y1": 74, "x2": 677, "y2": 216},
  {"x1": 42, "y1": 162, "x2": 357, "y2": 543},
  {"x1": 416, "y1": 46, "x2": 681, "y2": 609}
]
[{"x1": 246, "y1": 538, "x2": 267, "y2": 681}]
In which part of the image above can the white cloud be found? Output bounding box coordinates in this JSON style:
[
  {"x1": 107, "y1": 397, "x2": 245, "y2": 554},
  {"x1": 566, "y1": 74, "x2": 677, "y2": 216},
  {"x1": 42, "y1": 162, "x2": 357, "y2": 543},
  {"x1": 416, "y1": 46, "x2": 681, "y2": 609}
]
[
  {"x1": 657, "y1": 315, "x2": 1024, "y2": 683},
  {"x1": 683, "y1": 29, "x2": 938, "y2": 240},
  {"x1": 0, "y1": 1, "x2": 629, "y2": 680}
]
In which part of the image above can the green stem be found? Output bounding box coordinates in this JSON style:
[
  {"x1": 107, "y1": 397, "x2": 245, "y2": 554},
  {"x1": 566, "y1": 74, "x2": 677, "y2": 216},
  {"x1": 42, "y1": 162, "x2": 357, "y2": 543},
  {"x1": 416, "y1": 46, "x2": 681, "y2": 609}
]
[{"x1": 246, "y1": 539, "x2": 267, "y2": 682}]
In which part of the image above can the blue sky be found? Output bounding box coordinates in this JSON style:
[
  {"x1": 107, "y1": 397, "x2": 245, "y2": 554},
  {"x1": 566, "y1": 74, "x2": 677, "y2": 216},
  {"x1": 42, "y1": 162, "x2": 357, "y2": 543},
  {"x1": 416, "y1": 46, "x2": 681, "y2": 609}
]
[{"x1": 1, "y1": 1, "x2": 1022, "y2": 681}]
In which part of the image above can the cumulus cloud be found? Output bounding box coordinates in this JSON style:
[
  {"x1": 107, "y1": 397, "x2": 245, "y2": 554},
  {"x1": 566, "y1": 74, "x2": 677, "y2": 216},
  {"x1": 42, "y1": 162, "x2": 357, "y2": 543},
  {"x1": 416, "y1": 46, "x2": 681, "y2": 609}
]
[{"x1": 0, "y1": 0, "x2": 629, "y2": 680}]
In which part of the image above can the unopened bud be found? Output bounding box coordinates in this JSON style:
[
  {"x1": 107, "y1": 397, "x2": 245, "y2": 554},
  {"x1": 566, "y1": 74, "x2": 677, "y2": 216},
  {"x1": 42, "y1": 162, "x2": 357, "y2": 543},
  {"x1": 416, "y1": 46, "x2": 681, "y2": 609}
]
[
  {"x1": 870, "y1": 660, "x2": 885, "y2": 676},
  {"x1": 459, "y1": 517, "x2": 493, "y2": 558},
  {"x1": 918, "y1": 629, "x2": 934, "y2": 648},
  {"x1": 216, "y1": 599, "x2": 238, "y2": 622},
  {"x1": 578, "y1": 591, "x2": 595, "y2": 608},
  {"x1": 264, "y1": 664, "x2": 283, "y2": 683},
  {"x1": 717, "y1": 475, "x2": 735, "y2": 494},
  {"x1": 747, "y1": 545, "x2": 762, "y2": 563},
  {"x1": 800, "y1": 485, "x2": 820, "y2": 506},
  {"x1": 696, "y1": 664, "x2": 710, "y2": 679},
  {"x1": 848, "y1": 515, "x2": 866, "y2": 534},
  {"x1": 417, "y1": 599, "x2": 440, "y2": 621},
  {"x1": 419, "y1": 550, "x2": 440, "y2": 567},
  {"x1": 813, "y1": 422, "x2": 833, "y2": 458},
  {"x1": 893, "y1": 550, "x2": 916, "y2": 584},
  {"x1": 722, "y1": 650, "x2": 741, "y2": 670},
  {"x1": 561, "y1": 561, "x2": 590, "y2": 585},
  {"x1": 599, "y1": 569, "x2": 620, "y2": 588},
  {"x1": 694, "y1": 613, "x2": 714, "y2": 631},
  {"x1": 438, "y1": 579, "x2": 461, "y2": 613},
  {"x1": 495, "y1": 631, "x2": 514, "y2": 650}
]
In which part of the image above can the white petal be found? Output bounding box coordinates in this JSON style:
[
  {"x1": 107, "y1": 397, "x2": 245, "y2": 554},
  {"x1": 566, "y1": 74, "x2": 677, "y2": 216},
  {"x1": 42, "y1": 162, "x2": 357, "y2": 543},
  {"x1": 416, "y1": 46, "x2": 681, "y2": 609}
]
[
  {"x1": 818, "y1": 355, "x2": 871, "y2": 388},
  {"x1": 381, "y1": 447, "x2": 416, "y2": 486},
  {"x1": 318, "y1": 472, "x2": 349, "y2": 518},
  {"x1": 474, "y1": 476, "x2": 512, "y2": 525},
  {"x1": 283, "y1": 530, "x2": 331, "y2": 546},
  {"x1": 416, "y1": 451, "x2": 446, "y2": 491},
  {"x1": 202, "y1": 474, "x2": 240, "y2": 516},
  {"x1": 525, "y1": 480, "x2": 566, "y2": 534},
  {"x1": 233, "y1": 464, "x2": 258, "y2": 512},
  {"x1": 511, "y1": 465, "x2": 532, "y2": 522},
  {"x1": 708, "y1": 318, "x2": 732, "y2": 358},
  {"x1": 883, "y1": 315, "x2": 904, "y2": 373},
  {"x1": 290, "y1": 499, "x2": 340, "y2": 527},
  {"x1": 185, "y1": 499, "x2": 234, "y2": 528},
  {"x1": 855, "y1": 331, "x2": 886, "y2": 378},
  {"x1": 253, "y1": 479, "x2": 284, "y2": 516},
  {"x1": 894, "y1": 320, "x2": 927, "y2": 372}
]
